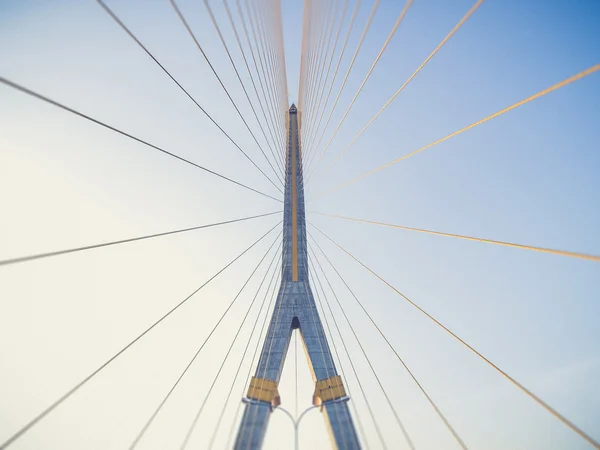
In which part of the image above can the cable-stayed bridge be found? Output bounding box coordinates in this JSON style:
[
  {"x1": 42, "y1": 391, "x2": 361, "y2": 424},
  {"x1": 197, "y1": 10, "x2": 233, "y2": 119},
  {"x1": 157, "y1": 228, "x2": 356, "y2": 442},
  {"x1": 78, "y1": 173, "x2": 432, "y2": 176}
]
[{"x1": 1, "y1": 1, "x2": 599, "y2": 449}]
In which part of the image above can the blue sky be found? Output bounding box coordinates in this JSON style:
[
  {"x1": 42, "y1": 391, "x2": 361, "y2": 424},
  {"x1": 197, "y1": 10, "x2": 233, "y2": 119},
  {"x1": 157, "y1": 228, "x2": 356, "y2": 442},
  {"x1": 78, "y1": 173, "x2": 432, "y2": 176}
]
[{"x1": 1, "y1": 1, "x2": 599, "y2": 449}]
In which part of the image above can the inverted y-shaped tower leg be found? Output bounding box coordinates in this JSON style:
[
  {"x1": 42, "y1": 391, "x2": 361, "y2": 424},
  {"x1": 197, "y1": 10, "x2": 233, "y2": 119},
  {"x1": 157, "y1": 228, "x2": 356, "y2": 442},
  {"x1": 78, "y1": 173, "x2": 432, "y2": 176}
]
[{"x1": 235, "y1": 281, "x2": 360, "y2": 449}]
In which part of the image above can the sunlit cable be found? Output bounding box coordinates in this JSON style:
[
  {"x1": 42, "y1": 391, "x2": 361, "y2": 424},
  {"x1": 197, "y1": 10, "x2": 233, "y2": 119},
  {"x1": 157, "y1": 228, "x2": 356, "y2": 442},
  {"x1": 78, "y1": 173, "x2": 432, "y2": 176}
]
[
  {"x1": 303, "y1": 0, "x2": 380, "y2": 179},
  {"x1": 208, "y1": 252, "x2": 282, "y2": 448},
  {"x1": 302, "y1": 0, "x2": 361, "y2": 167},
  {"x1": 307, "y1": 261, "x2": 357, "y2": 449},
  {"x1": 245, "y1": 0, "x2": 286, "y2": 152},
  {"x1": 306, "y1": 0, "x2": 413, "y2": 179},
  {"x1": 0, "y1": 78, "x2": 282, "y2": 203},
  {"x1": 169, "y1": 0, "x2": 284, "y2": 186},
  {"x1": 309, "y1": 241, "x2": 417, "y2": 450},
  {"x1": 312, "y1": 211, "x2": 600, "y2": 263},
  {"x1": 308, "y1": 258, "x2": 380, "y2": 449},
  {"x1": 310, "y1": 234, "x2": 469, "y2": 449},
  {"x1": 0, "y1": 211, "x2": 280, "y2": 267},
  {"x1": 202, "y1": 0, "x2": 285, "y2": 178},
  {"x1": 302, "y1": 0, "x2": 344, "y2": 150},
  {"x1": 96, "y1": 0, "x2": 283, "y2": 194},
  {"x1": 179, "y1": 241, "x2": 283, "y2": 450},
  {"x1": 311, "y1": 222, "x2": 600, "y2": 450},
  {"x1": 0, "y1": 222, "x2": 281, "y2": 449},
  {"x1": 224, "y1": 248, "x2": 283, "y2": 449},
  {"x1": 325, "y1": 0, "x2": 484, "y2": 172},
  {"x1": 323, "y1": 64, "x2": 600, "y2": 196}
]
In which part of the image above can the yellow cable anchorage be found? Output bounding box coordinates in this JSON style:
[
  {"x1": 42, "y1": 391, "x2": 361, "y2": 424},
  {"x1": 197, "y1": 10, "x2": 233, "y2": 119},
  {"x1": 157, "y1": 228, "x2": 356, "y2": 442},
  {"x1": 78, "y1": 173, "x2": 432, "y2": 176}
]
[
  {"x1": 313, "y1": 375, "x2": 347, "y2": 406},
  {"x1": 247, "y1": 376, "x2": 281, "y2": 407}
]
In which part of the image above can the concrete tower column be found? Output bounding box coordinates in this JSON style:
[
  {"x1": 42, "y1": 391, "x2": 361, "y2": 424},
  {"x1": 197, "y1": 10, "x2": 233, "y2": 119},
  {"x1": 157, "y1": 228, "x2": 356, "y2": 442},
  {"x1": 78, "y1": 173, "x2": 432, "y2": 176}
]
[{"x1": 234, "y1": 105, "x2": 361, "y2": 450}]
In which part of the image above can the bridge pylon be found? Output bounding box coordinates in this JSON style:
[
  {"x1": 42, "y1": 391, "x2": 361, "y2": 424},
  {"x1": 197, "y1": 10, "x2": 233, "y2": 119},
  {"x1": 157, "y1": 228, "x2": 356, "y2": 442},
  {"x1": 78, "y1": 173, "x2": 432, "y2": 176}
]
[{"x1": 234, "y1": 105, "x2": 361, "y2": 449}]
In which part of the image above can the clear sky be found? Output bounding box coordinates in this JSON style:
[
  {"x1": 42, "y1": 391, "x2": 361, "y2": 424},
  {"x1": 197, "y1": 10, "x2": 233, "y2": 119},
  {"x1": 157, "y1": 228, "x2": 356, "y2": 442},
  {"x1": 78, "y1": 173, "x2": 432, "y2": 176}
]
[{"x1": 1, "y1": 1, "x2": 599, "y2": 449}]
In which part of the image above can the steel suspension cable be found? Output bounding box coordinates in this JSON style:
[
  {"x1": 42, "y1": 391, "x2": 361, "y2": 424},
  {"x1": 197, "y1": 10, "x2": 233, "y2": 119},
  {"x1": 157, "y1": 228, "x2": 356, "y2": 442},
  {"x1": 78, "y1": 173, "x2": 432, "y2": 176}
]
[
  {"x1": 0, "y1": 222, "x2": 281, "y2": 449},
  {"x1": 0, "y1": 211, "x2": 280, "y2": 267},
  {"x1": 307, "y1": 0, "x2": 414, "y2": 182},
  {"x1": 297, "y1": 0, "x2": 310, "y2": 162},
  {"x1": 95, "y1": 0, "x2": 283, "y2": 194},
  {"x1": 258, "y1": 0, "x2": 282, "y2": 120},
  {"x1": 301, "y1": 0, "x2": 324, "y2": 120},
  {"x1": 312, "y1": 212, "x2": 600, "y2": 263},
  {"x1": 179, "y1": 241, "x2": 283, "y2": 449},
  {"x1": 299, "y1": 270, "x2": 348, "y2": 449},
  {"x1": 254, "y1": 0, "x2": 290, "y2": 131},
  {"x1": 298, "y1": 0, "x2": 322, "y2": 166},
  {"x1": 294, "y1": 329, "x2": 299, "y2": 418},
  {"x1": 223, "y1": 0, "x2": 283, "y2": 167},
  {"x1": 307, "y1": 256, "x2": 381, "y2": 449},
  {"x1": 224, "y1": 245, "x2": 285, "y2": 450},
  {"x1": 266, "y1": 0, "x2": 290, "y2": 153},
  {"x1": 261, "y1": 0, "x2": 286, "y2": 109},
  {"x1": 237, "y1": 0, "x2": 285, "y2": 156},
  {"x1": 201, "y1": 0, "x2": 285, "y2": 178},
  {"x1": 322, "y1": 63, "x2": 600, "y2": 197},
  {"x1": 303, "y1": 0, "x2": 340, "y2": 138},
  {"x1": 310, "y1": 236, "x2": 470, "y2": 449},
  {"x1": 262, "y1": 0, "x2": 288, "y2": 163},
  {"x1": 301, "y1": 0, "x2": 347, "y2": 160},
  {"x1": 308, "y1": 241, "x2": 417, "y2": 450},
  {"x1": 298, "y1": 0, "x2": 315, "y2": 115},
  {"x1": 308, "y1": 260, "x2": 368, "y2": 449},
  {"x1": 254, "y1": 0, "x2": 286, "y2": 151},
  {"x1": 268, "y1": 1, "x2": 290, "y2": 163},
  {"x1": 297, "y1": 1, "x2": 307, "y2": 108},
  {"x1": 267, "y1": 8, "x2": 290, "y2": 163},
  {"x1": 251, "y1": 0, "x2": 281, "y2": 124},
  {"x1": 208, "y1": 248, "x2": 282, "y2": 449},
  {"x1": 0, "y1": 78, "x2": 281, "y2": 203},
  {"x1": 302, "y1": 224, "x2": 356, "y2": 448},
  {"x1": 305, "y1": 0, "x2": 348, "y2": 158},
  {"x1": 274, "y1": 0, "x2": 289, "y2": 111},
  {"x1": 272, "y1": 0, "x2": 291, "y2": 138},
  {"x1": 262, "y1": 0, "x2": 286, "y2": 109},
  {"x1": 303, "y1": 1, "x2": 335, "y2": 139},
  {"x1": 302, "y1": 0, "x2": 360, "y2": 167},
  {"x1": 310, "y1": 222, "x2": 600, "y2": 450},
  {"x1": 245, "y1": 0, "x2": 285, "y2": 153},
  {"x1": 276, "y1": 0, "x2": 290, "y2": 165},
  {"x1": 303, "y1": 0, "x2": 380, "y2": 179},
  {"x1": 244, "y1": 234, "x2": 292, "y2": 448},
  {"x1": 128, "y1": 233, "x2": 281, "y2": 449},
  {"x1": 325, "y1": 0, "x2": 484, "y2": 172},
  {"x1": 299, "y1": 0, "x2": 325, "y2": 129},
  {"x1": 297, "y1": 0, "x2": 311, "y2": 113},
  {"x1": 169, "y1": 0, "x2": 284, "y2": 187}
]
